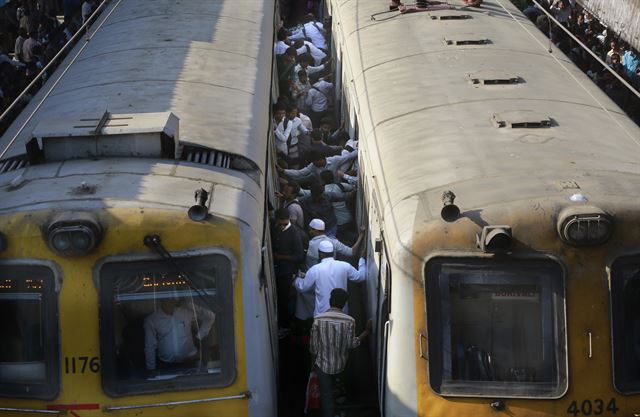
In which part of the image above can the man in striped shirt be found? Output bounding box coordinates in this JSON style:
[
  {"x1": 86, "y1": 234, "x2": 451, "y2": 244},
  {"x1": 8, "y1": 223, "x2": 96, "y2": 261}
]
[{"x1": 310, "y1": 288, "x2": 371, "y2": 417}]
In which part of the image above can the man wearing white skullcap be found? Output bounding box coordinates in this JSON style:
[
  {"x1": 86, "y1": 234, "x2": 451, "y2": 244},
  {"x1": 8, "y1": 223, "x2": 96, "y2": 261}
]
[
  {"x1": 293, "y1": 239, "x2": 367, "y2": 317},
  {"x1": 305, "y1": 218, "x2": 364, "y2": 270}
]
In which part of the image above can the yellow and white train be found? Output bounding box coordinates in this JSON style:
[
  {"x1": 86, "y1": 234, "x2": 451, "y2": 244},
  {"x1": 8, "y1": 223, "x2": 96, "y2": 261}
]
[
  {"x1": 0, "y1": 0, "x2": 280, "y2": 416},
  {"x1": 328, "y1": 0, "x2": 640, "y2": 416}
]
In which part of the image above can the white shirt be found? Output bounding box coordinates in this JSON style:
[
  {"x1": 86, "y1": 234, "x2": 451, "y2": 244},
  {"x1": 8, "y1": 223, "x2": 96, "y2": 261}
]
[
  {"x1": 294, "y1": 257, "x2": 366, "y2": 317},
  {"x1": 289, "y1": 116, "x2": 308, "y2": 144},
  {"x1": 284, "y1": 150, "x2": 358, "y2": 183},
  {"x1": 275, "y1": 118, "x2": 293, "y2": 154},
  {"x1": 303, "y1": 21, "x2": 327, "y2": 50},
  {"x1": 144, "y1": 306, "x2": 215, "y2": 370},
  {"x1": 301, "y1": 40, "x2": 326, "y2": 65},
  {"x1": 274, "y1": 40, "x2": 289, "y2": 55},
  {"x1": 324, "y1": 183, "x2": 354, "y2": 226},
  {"x1": 306, "y1": 235, "x2": 353, "y2": 270},
  {"x1": 306, "y1": 83, "x2": 331, "y2": 112}
]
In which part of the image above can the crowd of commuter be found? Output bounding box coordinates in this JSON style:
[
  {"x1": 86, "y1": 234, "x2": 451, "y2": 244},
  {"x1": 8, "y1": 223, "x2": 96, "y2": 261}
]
[
  {"x1": 272, "y1": 3, "x2": 373, "y2": 416},
  {"x1": 0, "y1": 0, "x2": 99, "y2": 134},
  {"x1": 518, "y1": 0, "x2": 640, "y2": 123}
]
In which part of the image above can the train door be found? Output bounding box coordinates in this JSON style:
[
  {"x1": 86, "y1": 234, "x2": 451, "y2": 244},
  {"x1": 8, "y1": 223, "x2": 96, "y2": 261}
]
[{"x1": 376, "y1": 239, "x2": 391, "y2": 416}]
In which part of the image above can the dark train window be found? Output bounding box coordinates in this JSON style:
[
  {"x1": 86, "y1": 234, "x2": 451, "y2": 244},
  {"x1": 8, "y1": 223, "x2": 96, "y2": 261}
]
[
  {"x1": 611, "y1": 256, "x2": 640, "y2": 393},
  {"x1": 0, "y1": 265, "x2": 59, "y2": 399},
  {"x1": 99, "y1": 255, "x2": 235, "y2": 397},
  {"x1": 425, "y1": 258, "x2": 567, "y2": 398}
]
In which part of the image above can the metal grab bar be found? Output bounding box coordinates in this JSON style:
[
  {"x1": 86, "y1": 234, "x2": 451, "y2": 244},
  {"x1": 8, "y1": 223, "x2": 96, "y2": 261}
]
[
  {"x1": 103, "y1": 391, "x2": 252, "y2": 412},
  {"x1": 0, "y1": 408, "x2": 64, "y2": 415}
]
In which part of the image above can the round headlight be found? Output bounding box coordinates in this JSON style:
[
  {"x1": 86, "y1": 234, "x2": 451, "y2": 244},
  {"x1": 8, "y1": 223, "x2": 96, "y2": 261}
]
[
  {"x1": 557, "y1": 206, "x2": 613, "y2": 246},
  {"x1": 46, "y1": 213, "x2": 102, "y2": 256}
]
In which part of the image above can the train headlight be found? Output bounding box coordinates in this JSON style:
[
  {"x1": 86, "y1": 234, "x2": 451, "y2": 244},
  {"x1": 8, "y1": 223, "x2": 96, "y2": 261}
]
[
  {"x1": 557, "y1": 207, "x2": 612, "y2": 246},
  {"x1": 46, "y1": 214, "x2": 102, "y2": 256}
]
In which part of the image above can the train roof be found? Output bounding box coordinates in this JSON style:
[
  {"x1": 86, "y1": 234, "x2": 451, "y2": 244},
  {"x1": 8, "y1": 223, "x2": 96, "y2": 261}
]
[
  {"x1": 331, "y1": 0, "x2": 640, "y2": 227},
  {"x1": 0, "y1": 0, "x2": 274, "y2": 174}
]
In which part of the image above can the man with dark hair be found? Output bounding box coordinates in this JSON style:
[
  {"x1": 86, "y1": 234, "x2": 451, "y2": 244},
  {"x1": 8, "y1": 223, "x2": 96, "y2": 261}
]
[
  {"x1": 310, "y1": 288, "x2": 371, "y2": 417},
  {"x1": 272, "y1": 208, "x2": 305, "y2": 329}
]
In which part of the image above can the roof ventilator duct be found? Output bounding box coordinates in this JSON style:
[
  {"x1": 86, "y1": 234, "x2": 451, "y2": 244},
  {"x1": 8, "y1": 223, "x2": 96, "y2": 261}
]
[
  {"x1": 179, "y1": 144, "x2": 260, "y2": 181},
  {"x1": 27, "y1": 111, "x2": 179, "y2": 162},
  {"x1": 492, "y1": 111, "x2": 552, "y2": 128}
]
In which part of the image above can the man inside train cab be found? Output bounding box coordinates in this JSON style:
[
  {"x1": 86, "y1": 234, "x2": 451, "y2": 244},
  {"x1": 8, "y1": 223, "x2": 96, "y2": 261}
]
[{"x1": 144, "y1": 296, "x2": 215, "y2": 377}]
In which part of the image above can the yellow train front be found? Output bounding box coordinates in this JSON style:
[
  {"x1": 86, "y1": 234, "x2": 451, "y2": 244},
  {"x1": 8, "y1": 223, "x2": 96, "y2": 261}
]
[
  {"x1": 0, "y1": 0, "x2": 277, "y2": 415},
  {"x1": 327, "y1": 0, "x2": 640, "y2": 415}
]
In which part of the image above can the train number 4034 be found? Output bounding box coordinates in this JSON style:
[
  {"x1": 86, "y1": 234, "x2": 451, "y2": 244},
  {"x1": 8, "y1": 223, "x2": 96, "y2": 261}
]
[
  {"x1": 567, "y1": 399, "x2": 618, "y2": 416},
  {"x1": 64, "y1": 356, "x2": 100, "y2": 374}
]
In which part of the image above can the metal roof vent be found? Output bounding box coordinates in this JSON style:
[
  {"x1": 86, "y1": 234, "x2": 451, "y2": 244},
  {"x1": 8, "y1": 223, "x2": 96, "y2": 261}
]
[
  {"x1": 179, "y1": 144, "x2": 260, "y2": 182},
  {"x1": 467, "y1": 70, "x2": 521, "y2": 85},
  {"x1": 30, "y1": 111, "x2": 178, "y2": 162},
  {"x1": 444, "y1": 35, "x2": 490, "y2": 46},
  {"x1": 430, "y1": 13, "x2": 471, "y2": 20},
  {"x1": 0, "y1": 155, "x2": 28, "y2": 174},
  {"x1": 492, "y1": 111, "x2": 552, "y2": 128}
]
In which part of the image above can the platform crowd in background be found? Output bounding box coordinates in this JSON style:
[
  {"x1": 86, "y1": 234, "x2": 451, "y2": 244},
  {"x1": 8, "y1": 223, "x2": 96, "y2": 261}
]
[
  {"x1": 273, "y1": 1, "x2": 376, "y2": 416},
  {"x1": 0, "y1": 0, "x2": 99, "y2": 134},
  {"x1": 517, "y1": 0, "x2": 640, "y2": 124}
]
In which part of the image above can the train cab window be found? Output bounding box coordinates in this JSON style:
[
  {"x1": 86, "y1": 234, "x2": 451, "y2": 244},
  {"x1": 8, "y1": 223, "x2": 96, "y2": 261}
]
[
  {"x1": 99, "y1": 255, "x2": 235, "y2": 397},
  {"x1": 611, "y1": 256, "x2": 640, "y2": 393},
  {"x1": 0, "y1": 265, "x2": 59, "y2": 399},
  {"x1": 425, "y1": 258, "x2": 567, "y2": 398}
]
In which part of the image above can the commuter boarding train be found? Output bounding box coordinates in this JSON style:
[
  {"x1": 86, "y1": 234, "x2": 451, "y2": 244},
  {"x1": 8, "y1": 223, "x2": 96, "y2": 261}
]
[
  {"x1": 0, "y1": 0, "x2": 280, "y2": 416},
  {"x1": 327, "y1": 0, "x2": 640, "y2": 416}
]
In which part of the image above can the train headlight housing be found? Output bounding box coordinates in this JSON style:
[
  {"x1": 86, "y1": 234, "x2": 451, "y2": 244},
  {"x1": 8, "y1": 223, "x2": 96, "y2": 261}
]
[
  {"x1": 557, "y1": 207, "x2": 612, "y2": 246},
  {"x1": 46, "y1": 213, "x2": 102, "y2": 256}
]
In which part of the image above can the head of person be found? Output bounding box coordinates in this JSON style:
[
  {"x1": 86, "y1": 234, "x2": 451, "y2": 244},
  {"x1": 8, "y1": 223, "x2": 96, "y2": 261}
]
[
  {"x1": 319, "y1": 117, "x2": 334, "y2": 134},
  {"x1": 310, "y1": 182, "x2": 324, "y2": 200},
  {"x1": 298, "y1": 69, "x2": 308, "y2": 84},
  {"x1": 19, "y1": 27, "x2": 27, "y2": 39},
  {"x1": 310, "y1": 129, "x2": 324, "y2": 143},
  {"x1": 300, "y1": 54, "x2": 313, "y2": 68},
  {"x1": 610, "y1": 40, "x2": 617, "y2": 51},
  {"x1": 284, "y1": 181, "x2": 300, "y2": 201},
  {"x1": 284, "y1": 46, "x2": 297, "y2": 63},
  {"x1": 275, "y1": 208, "x2": 290, "y2": 230},
  {"x1": 311, "y1": 152, "x2": 327, "y2": 168},
  {"x1": 308, "y1": 218, "x2": 325, "y2": 237},
  {"x1": 277, "y1": 27, "x2": 288, "y2": 42},
  {"x1": 288, "y1": 105, "x2": 299, "y2": 120},
  {"x1": 293, "y1": 39, "x2": 304, "y2": 49},
  {"x1": 160, "y1": 297, "x2": 180, "y2": 315},
  {"x1": 320, "y1": 170, "x2": 334, "y2": 185},
  {"x1": 611, "y1": 53, "x2": 621, "y2": 65},
  {"x1": 274, "y1": 104, "x2": 286, "y2": 123},
  {"x1": 318, "y1": 239, "x2": 335, "y2": 260},
  {"x1": 329, "y1": 288, "x2": 349, "y2": 309},
  {"x1": 302, "y1": 13, "x2": 315, "y2": 24}
]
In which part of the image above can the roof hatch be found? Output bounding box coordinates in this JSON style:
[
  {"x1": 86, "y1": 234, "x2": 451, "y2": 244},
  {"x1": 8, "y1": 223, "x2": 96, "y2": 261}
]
[
  {"x1": 467, "y1": 70, "x2": 521, "y2": 85},
  {"x1": 30, "y1": 111, "x2": 179, "y2": 162},
  {"x1": 444, "y1": 35, "x2": 490, "y2": 46},
  {"x1": 492, "y1": 111, "x2": 552, "y2": 128},
  {"x1": 430, "y1": 13, "x2": 472, "y2": 20}
]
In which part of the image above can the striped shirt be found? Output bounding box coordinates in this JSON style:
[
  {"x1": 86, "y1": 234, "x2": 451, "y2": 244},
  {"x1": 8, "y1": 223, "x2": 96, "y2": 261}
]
[{"x1": 310, "y1": 308, "x2": 360, "y2": 374}]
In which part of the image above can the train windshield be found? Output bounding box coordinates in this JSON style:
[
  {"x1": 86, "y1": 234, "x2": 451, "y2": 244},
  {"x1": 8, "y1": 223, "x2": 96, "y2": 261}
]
[
  {"x1": 0, "y1": 265, "x2": 59, "y2": 399},
  {"x1": 425, "y1": 258, "x2": 566, "y2": 398},
  {"x1": 99, "y1": 254, "x2": 236, "y2": 396},
  {"x1": 611, "y1": 256, "x2": 640, "y2": 393}
]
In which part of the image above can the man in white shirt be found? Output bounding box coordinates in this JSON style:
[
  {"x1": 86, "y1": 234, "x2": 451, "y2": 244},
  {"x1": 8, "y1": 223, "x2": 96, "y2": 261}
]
[
  {"x1": 281, "y1": 148, "x2": 357, "y2": 186},
  {"x1": 306, "y1": 78, "x2": 333, "y2": 127},
  {"x1": 293, "y1": 39, "x2": 327, "y2": 65},
  {"x1": 274, "y1": 104, "x2": 293, "y2": 157},
  {"x1": 290, "y1": 15, "x2": 328, "y2": 51},
  {"x1": 294, "y1": 240, "x2": 367, "y2": 317},
  {"x1": 144, "y1": 298, "x2": 215, "y2": 374}
]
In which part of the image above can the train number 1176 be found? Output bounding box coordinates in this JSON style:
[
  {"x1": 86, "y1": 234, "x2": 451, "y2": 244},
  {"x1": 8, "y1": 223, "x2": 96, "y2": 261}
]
[
  {"x1": 567, "y1": 399, "x2": 618, "y2": 416},
  {"x1": 64, "y1": 356, "x2": 100, "y2": 374}
]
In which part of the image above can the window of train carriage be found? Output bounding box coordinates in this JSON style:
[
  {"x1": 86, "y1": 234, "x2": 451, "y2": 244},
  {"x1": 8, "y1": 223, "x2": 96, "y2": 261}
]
[
  {"x1": 0, "y1": 265, "x2": 59, "y2": 399},
  {"x1": 425, "y1": 258, "x2": 567, "y2": 398},
  {"x1": 611, "y1": 256, "x2": 640, "y2": 393},
  {"x1": 98, "y1": 255, "x2": 235, "y2": 397}
]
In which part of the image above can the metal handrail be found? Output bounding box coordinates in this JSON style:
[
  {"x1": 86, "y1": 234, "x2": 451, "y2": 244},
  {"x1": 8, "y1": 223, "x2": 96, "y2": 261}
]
[{"x1": 103, "y1": 392, "x2": 252, "y2": 412}]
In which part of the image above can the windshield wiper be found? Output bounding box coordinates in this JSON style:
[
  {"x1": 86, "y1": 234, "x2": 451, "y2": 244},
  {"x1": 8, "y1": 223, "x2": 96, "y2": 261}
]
[{"x1": 143, "y1": 234, "x2": 216, "y2": 309}]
